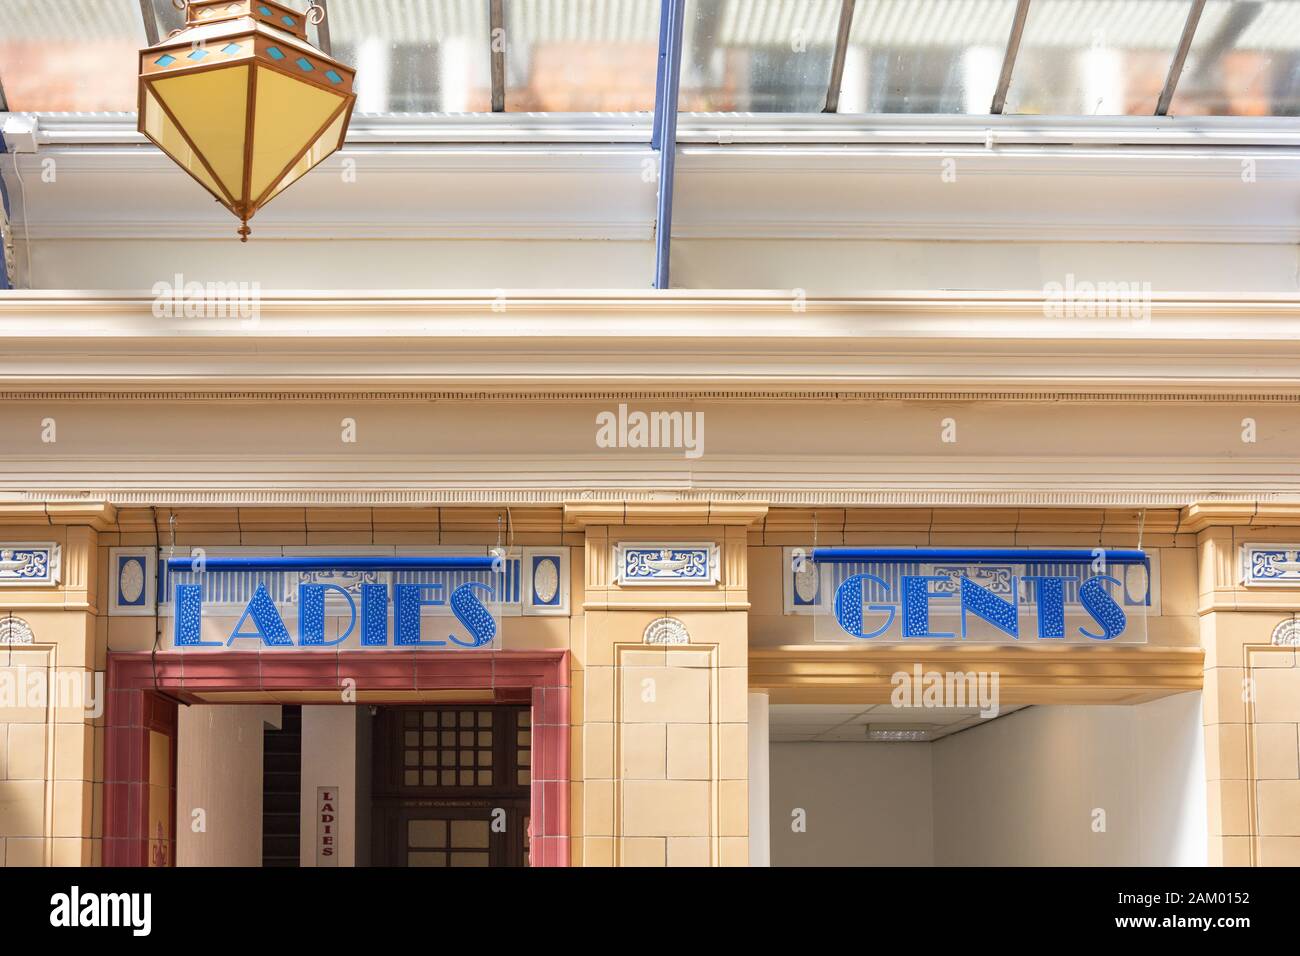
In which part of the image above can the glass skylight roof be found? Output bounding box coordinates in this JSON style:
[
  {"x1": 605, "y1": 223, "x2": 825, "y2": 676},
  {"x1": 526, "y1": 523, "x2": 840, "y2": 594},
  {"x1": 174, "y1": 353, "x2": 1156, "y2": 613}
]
[{"x1": 0, "y1": 0, "x2": 1296, "y2": 117}]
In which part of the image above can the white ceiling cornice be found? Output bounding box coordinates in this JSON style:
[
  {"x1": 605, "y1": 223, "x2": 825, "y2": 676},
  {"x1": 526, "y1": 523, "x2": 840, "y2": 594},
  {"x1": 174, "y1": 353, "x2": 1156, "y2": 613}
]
[{"x1": 2, "y1": 292, "x2": 1300, "y2": 393}]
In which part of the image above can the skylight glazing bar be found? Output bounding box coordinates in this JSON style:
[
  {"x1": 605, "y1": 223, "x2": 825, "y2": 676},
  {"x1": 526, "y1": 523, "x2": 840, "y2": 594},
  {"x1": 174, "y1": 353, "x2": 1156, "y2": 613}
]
[
  {"x1": 316, "y1": 0, "x2": 333, "y2": 56},
  {"x1": 822, "y1": 0, "x2": 857, "y2": 114},
  {"x1": 138, "y1": 0, "x2": 160, "y2": 46},
  {"x1": 990, "y1": 0, "x2": 1031, "y2": 115},
  {"x1": 1156, "y1": 0, "x2": 1207, "y2": 116},
  {"x1": 652, "y1": 0, "x2": 686, "y2": 289},
  {"x1": 490, "y1": 0, "x2": 506, "y2": 112}
]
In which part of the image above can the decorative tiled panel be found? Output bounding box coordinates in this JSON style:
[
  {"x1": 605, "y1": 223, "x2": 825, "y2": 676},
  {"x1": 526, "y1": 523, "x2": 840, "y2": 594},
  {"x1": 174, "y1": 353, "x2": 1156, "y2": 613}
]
[
  {"x1": 1243, "y1": 544, "x2": 1300, "y2": 587},
  {"x1": 522, "y1": 548, "x2": 569, "y2": 616},
  {"x1": 613, "y1": 542, "x2": 719, "y2": 587},
  {"x1": 110, "y1": 547, "x2": 158, "y2": 616},
  {"x1": 784, "y1": 547, "x2": 819, "y2": 613},
  {"x1": 0, "y1": 543, "x2": 61, "y2": 586}
]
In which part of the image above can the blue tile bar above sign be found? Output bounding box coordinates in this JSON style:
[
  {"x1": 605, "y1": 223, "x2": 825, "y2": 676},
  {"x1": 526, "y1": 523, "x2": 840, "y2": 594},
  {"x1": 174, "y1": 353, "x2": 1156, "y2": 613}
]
[
  {"x1": 808, "y1": 548, "x2": 1150, "y2": 644},
  {"x1": 162, "y1": 555, "x2": 503, "y2": 651}
]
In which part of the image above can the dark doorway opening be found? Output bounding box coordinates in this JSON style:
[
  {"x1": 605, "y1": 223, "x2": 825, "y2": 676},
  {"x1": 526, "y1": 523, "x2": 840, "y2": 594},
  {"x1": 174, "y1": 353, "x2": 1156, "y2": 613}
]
[
  {"x1": 370, "y1": 705, "x2": 531, "y2": 866},
  {"x1": 262, "y1": 704, "x2": 303, "y2": 866}
]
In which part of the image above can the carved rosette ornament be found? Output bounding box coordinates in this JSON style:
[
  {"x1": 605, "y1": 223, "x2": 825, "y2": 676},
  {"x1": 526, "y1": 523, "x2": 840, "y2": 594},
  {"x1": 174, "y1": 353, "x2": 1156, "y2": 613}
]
[
  {"x1": 0, "y1": 615, "x2": 35, "y2": 645},
  {"x1": 1271, "y1": 618, "x2": 1300, "y2": 647},
  {"x1": 643, "y1": 617, "x2": 690, "y2": 645}
]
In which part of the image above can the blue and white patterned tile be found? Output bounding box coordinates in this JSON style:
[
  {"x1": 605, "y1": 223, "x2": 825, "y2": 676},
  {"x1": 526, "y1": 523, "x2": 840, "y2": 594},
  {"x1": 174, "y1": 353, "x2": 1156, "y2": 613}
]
[
  {"x1": 0, "y1": 544, "x2": 60, "y2": 586},
  {"x1": 1243, "y1": 544, "x2": 1300, "y2": 586},
  {"x1": 614, "y1": 542, "x2": 718, "y2": 586}
]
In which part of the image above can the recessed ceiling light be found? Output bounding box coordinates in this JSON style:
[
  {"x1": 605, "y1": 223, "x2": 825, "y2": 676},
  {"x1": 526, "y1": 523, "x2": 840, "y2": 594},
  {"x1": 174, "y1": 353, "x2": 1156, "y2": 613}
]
[{"x1": 866, "y1": 727, "x2": 930, "y2": 742}]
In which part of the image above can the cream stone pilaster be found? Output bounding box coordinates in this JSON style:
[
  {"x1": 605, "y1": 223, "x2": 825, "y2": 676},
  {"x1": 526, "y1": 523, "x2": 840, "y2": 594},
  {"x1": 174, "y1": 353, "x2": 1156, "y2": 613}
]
[
  {"x1": 566, "y1": 502, "x2": 765, "y2": 866},
  {"x1": 0, "y1": 503, "x2": 113, "y2": 866},
  {"x1": 1183, "y1": 503, "x2": 1300, "y2": 866},
  {"x1": 747, "y1": 691, "x2": 770, "y2": 867}
]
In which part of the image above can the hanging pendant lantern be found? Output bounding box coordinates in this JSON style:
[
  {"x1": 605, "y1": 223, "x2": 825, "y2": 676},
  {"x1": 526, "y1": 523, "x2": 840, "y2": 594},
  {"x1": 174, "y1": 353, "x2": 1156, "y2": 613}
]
[{"x1": 138, "y1": 0, "x2": 356, "y2": 241}]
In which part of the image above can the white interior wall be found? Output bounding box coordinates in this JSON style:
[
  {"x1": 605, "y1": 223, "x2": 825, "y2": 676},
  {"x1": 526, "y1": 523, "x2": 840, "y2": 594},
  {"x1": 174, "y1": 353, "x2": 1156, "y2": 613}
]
[
  {"x1": 176, "y1": 704, "x2": 281, "y2": 866},
  {"x1": 299, "y1": 705, "x2": 359, "y2": 867},
  {"x1": 768, "y1": 694, "x2": 1207, "y2": 867},
  {"x1": 21, "y1": 238, "x2": 1300, "y2": 293},
  {"x1": 770, "y1": 742, "x2": 935, "y2": 866},
  {"x1": 22, "y1": 239, "x2": 654, "y2": 290},
  {"x1": 932, "y1": 693, "x2": 1207, "y2": 866},
  {"x1": 673, "y1": 240, "x2": 1300, "y2": 293}
]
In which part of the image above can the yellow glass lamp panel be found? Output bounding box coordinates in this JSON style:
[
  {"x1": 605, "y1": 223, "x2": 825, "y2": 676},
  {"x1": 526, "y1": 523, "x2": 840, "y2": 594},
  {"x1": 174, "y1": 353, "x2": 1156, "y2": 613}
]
[
  {"x1": 141, "y1": 86, "x2": 228, "y2": 205},
  {"x1": 261, "y1": 107, "x2": 347, "y2": 206},
  {"x1": 248, "y1": 66, "x2": 346, "y2": 204},
  {"x1": 150, "y1": 64, "x2": 251, "y2": 203}
]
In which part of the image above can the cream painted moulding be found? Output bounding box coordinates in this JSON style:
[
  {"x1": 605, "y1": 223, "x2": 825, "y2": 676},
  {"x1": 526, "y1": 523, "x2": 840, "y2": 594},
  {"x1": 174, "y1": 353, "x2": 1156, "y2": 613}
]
[{"x1": 613, "y1": 542, "x2": 720, "y2": 587}]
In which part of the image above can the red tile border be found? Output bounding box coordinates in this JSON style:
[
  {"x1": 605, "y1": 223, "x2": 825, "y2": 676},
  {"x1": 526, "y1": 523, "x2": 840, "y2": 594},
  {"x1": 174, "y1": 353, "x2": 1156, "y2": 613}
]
[{"x1": 104, "y1": 649, "x2": 570, "y2": 867}]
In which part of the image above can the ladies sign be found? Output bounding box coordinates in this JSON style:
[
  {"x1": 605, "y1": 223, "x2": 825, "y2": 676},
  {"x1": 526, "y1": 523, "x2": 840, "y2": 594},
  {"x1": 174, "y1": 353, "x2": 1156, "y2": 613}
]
[{"x1": 164, "y1": 556, "x2": 501, "y2": 650}]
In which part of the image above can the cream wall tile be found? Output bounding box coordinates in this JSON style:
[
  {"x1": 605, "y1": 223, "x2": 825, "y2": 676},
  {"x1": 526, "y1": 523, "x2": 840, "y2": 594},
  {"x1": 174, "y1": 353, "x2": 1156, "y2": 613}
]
[
  {"x1": 620, "y1": 665, "x2": 710, "y2": 724},
  {"x1": 1253, "y1": 723, "x2": 1299, "y2": 780},
  {"x1": 621, "y1": 836, "x2": 666, "y2": 867},
  {"x1": 1257, "y1": 780, "x2": 1300, "y2": 836},
  {"x1": 6, "y1": 725, "x2": 47, "y2": 780},
  {"x1": 1257, "y1": 837, "x2": 1300, "y2": 866},
  {"x1": 585, "y1": 667, "x2": 614, "y2": 723},
  {"x1": 621, "y1": 723, "x2": 666, "y2": 780},
  {"x1": 584, "y1": 722, "x2": 614, "y2": 780},
  {"x1": 1254, "y1": 667, "x2": 1300, "y2": 723},
  {"x1": 582, "y1": 836, "x2": 614, "y2": 867},
  {"x1": 584, "y1": 780, "x2": 614, "y2": 837},
  {"x1": 0, "y1": 781, "x2": 45, "y2": 838},
  {"x1": 54, "y1": 723, "x2": 94, "y2": 781},
  {"x1": 5, "y1": 836, "x2": 45, "y2": 865},
  {"x1": 719, "y1": 667, "x2": 748, "y2": 722},
  {"x1": 719, "y1": 779, "x2": 748, "y2": 837},
  {"x1": 719, "y1": 836, "x2": 749, "y2": 866},
  {"x1": 719, "y1": 723, "x2": 748, "y2": 780},
  {"x1": 666, "y1": 836, "x2": 710, "y2": 867},
  {"x1": 52, "y1": 780, "x2": 93, "y2": 838},
  {"x1": 622, "y1": 780, "x2": 709, "y2": 837},
  {"x1": 666, "y1": 723, "x2": 710, "y2": 780}
]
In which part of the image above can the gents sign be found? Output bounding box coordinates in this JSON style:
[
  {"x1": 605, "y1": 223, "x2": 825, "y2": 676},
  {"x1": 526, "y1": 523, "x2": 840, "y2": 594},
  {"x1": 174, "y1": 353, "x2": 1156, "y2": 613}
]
[
  {"x1": 165, "y1": 556, "x2": 501, "y2": 650},
  {"x1": 809, "y1": 548, "x2": 1150, "y2": 644}
]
